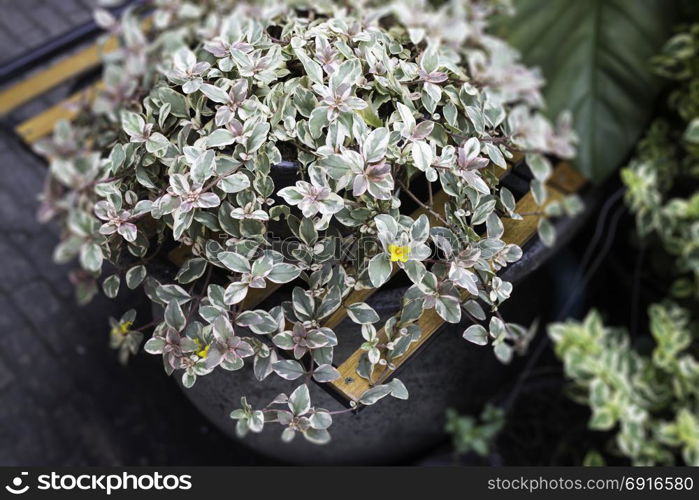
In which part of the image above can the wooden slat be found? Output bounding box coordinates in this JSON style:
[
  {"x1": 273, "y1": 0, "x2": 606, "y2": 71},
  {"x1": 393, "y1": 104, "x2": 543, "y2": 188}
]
[
  {"x1": 546, "y1": 161, "x2": 585, "y2": 194},
  {"x1": 0, "y1": 37, "x2": 117, "y2": 115},
  {"x1": 328, "y1": 163, "x2": 586, "y2": 402},
  {"x1": 241, "y1": 284, "x2": 283, "y2": 309},
  {"x1": 16, "y1": 82, "x2": 103, "y2": 144}
]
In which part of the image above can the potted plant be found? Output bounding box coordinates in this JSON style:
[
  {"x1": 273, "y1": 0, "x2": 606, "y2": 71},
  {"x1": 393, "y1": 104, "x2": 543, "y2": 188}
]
[{"x1": 36, "y1": 0, "x2": 581, "y2": 463}]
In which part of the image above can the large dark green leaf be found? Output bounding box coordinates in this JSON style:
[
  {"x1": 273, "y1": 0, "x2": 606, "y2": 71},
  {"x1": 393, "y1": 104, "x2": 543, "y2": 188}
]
[{"x1": 501, "y1": 0, "x2": 678, "y2": 181}]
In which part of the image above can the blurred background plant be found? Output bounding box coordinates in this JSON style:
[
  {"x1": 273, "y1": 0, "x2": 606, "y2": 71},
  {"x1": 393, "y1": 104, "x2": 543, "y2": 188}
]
[
  {"x1": 445, "y1": 2, "x2": 699, "y2": 466},
  {"x1": 498, "y1": 0, "x2": 680, "y2": 182},
  {"x1": 545, "y1": 23, "x2": 699, "y2": 466},
  {"x1": 445, "y1": 404, "x2": 504, "y2": 458}
]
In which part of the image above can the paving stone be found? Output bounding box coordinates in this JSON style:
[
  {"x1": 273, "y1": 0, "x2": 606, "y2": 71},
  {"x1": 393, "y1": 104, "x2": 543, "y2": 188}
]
[
  {"x1": 0, "y1": 240, "x2": 38, "y2": 289},
  {"x1": 13, "y1": 280, "x2": 64, "y2": 328},
  {"x1": 0, "y1": 385, "x2": 73, "y2": 466},
  {"x1": 32, "y1": 6, "x2": 73, "y2": 37},
  {"x1": 64, "y1": 1, "x2": 100, "y2": 25},
  {"x1": 0, "y1": 190, "x2": 28, "y2": 227},
  {"x1": 0, "y1": 357, "x2": 13, "y2": 390},
  {"x1": 0, "y1": 9, "x2": 37, "y2": 59}
]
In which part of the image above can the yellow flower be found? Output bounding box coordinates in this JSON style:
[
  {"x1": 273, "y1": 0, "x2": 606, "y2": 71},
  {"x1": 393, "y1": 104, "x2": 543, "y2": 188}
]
[
  {"x1": 388, "y1": 244, "x2": 410, "y2": 263},
  {"x1": 194, "y1": 339, "x2": 210, "y2": 359},
  {"x1": 111, "y1": 321, "x2": 133, "y2": 337}
]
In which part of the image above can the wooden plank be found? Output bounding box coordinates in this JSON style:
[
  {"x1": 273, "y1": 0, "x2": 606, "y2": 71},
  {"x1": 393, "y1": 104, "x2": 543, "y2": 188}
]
[
  {"x1": 240, "y1": 284, "x2": 283, "y2": 309},
  {"x1": 546, "y1": 161, "x2": 586, "y2": 194},
  {"x1": 16, "y1": 82, "x2": 103, "y2": 144},
  {"x1": 0, "y1": 37, "x2": 117, "y2": 115},
  {"x1": 328, "y1": 163, "x2": 586, "y2": 402}
]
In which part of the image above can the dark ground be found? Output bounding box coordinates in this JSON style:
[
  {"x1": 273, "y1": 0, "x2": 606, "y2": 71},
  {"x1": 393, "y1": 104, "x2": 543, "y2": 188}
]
[{"x1": 0, "y1": 1, "x2": 649, "y2": 467}]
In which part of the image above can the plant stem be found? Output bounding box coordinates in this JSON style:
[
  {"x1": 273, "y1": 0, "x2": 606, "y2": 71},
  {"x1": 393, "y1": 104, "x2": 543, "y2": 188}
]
[
  {"x1": 327, "y1": 407, "x2": 358, "y2": 415},
  {"x1": 133, "y1": 319, "x2": 159, "y2": 332},
  {"x1": 397, "y1": 179, "x2": 448, "y2": 225},
  {"x1": 184, "y1": 264, "x2": 213, "y2": 328}
]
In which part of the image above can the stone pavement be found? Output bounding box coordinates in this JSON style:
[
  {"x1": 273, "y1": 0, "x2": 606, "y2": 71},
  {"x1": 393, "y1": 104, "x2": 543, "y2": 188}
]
[
  {"x1": 0, "y1": 1, "x2": 268, "y2": 466},
  {"x1": 0, "y1": 0, "x2": 99, "y2": 66}
]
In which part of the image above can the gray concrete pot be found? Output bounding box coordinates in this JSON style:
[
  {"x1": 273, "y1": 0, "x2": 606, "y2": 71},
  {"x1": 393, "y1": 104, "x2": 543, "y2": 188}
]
[{"x1": 150, "y1": 167, "x2": 598, "y2": 465}]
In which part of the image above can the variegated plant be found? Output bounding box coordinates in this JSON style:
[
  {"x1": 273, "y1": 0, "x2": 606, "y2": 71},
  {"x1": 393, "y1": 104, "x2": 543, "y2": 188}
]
[{"x1": 37, "y1": 0, "x2": 577, "y2": 444}]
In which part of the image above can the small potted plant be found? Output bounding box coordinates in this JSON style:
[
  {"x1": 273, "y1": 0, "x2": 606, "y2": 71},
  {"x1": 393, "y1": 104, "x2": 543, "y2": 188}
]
[{"x1": 37, "y1": 0, "x2": 580, "y2": 463}]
